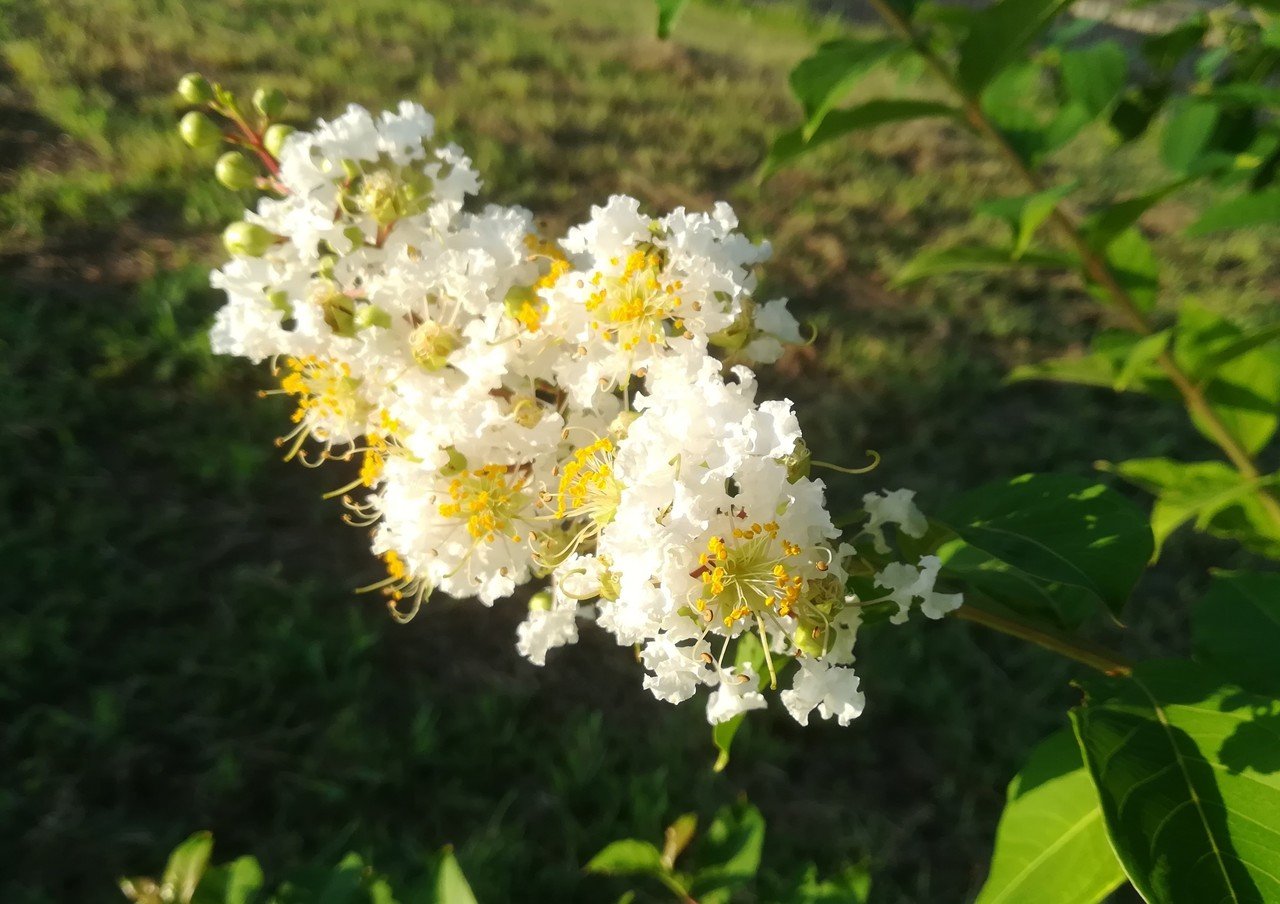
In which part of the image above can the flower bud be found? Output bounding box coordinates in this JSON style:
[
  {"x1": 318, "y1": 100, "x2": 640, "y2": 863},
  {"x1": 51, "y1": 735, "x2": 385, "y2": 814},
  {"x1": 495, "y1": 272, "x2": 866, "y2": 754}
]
[
  {"x1": 529, "y1": 590, "x2": 554, "y2": 613},
  {"x1": 354, "y1": 304, "x2": 391, "y2": 331},
  {"x1": 252, "y1": 87, "x2": 287, "y2": 119},
  {"x1": 222, "y1": 221, "x2": 275, "y2": 257},
  {"x1": 176, "y1": 72, "x2": 214, "y2": 105},
  {"x1": 214, "y1": 151, "x2": 258, "y2": 190},
  {"x1": 179, "y1": 111, "x2": 221, "y2": 148},
  {"x1": 262, "y1": 123, "x2": 295, "y2": 158},
  {"x1": 609, "y1": 410, "x2": 640, "y2": 438}
]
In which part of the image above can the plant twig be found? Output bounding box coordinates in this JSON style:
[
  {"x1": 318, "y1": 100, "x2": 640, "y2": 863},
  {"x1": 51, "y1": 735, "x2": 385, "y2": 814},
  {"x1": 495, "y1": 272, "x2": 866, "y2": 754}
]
[
  {"x1": 952, "y1": 604, "x2": 1132, "y2": 675},
  {"x1": 864, "y1": 0, "x2": 1280, "y2": 531}
]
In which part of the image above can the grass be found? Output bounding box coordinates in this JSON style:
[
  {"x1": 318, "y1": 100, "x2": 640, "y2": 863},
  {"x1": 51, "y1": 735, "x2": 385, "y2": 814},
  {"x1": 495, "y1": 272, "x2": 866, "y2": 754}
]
[{"x1": 2, "y1": 0, "x2": 1278, "y2": 901}]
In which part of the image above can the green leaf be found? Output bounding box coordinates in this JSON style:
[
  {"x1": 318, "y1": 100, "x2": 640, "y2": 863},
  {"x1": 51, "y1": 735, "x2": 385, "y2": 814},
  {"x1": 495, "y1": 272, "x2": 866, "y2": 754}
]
[
  {"x1": 937, "y1": 473, "x2": 1153, "y2": 617},
  {"x1": 1161, "y1": 97, "x2": 1220, "y2": 173},
  {"x1": 662, "y1": 814, "x2": 698, "y2": 871},
  {"x1": 710, "y1": 632, "x2": 765, "y2": 770},
  {"x1": 193, "y1": 857, "x2": 263, "y2": 904},
  {"x1": 893, "y1": 245, "x2": 1076, "y2": 286},
  {"x1": 1101, "y1": 228, "x2": 1158, "y2": 312},
  {"x1": 1083, "y1": 179, "x2": 1190, "y2": 251},
  {"x1": 1072, "y1": 660, "x2": 1280, "y2": 904},
  {"x1": 1102, "y1": 459, "x2": 1275, "y2": 559},
  {"x1": 760, "y1": 100, "x2": 959, "y2": 179},
  {"x1": 1143, "y1": 18, "x2": 1207, "y2": 72},
  {"x1": 1008, "y1": 331, "x2": 1169, "y2": 396},
  {"x1": 788, "y1": 38, "x2": 898, "y2": 138},
  {"x1": 689, "y1": 802, "x2": 765, "y2": 899},
  {"x1": 1114, "y1": 329, "x2": 1171, "y2": 392},
  {"x1": 975, "y1": 728, "x2": 1125, "y2": 904},
  {"x1": 1194, "y1": 571, "x2": 1280, "y2": 697},
  {"x1": 164, "y1": 832, "x2": 214, "y2": 904},
  {"x1": 317, "y1": 853, "x2": 367, "y2": 904},
  {"x1": 434, "y1": 848, "x2": 478, "y2": 904},
  {"x1": 773, "y1": 863, "x2": 871, "y2": 903},
  {"x1": 978, "y1": 182, "x2": 1076, "y2": 258},
  {"x1": 654, "y1": 0, "x2": 688, "y2": 39},
  {"x1": 1175, "y1": 301, "x2": 1280, "y2": 454},
  {"x1": 937, "y1": 538, "x2": 1099, "y2": 630},
  {"x1": 957, "y1": 0, "x2": 1078, "y2": 94},
  {"x1": 586, "y1": 840, "x2": 667, "y2": 877},
  {"x1": 1060, "y1": 41, "x2": 1127, "y2": 118},
  {"x1": 1188, "y1": 188, "x2": 1280, "y2": 235}
]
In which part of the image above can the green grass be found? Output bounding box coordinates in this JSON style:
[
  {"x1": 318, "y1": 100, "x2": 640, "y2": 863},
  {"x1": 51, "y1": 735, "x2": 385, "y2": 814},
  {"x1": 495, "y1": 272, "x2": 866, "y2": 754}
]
[{"x1": 2, "y1": 0, "x2": 1277, "y2": 901}]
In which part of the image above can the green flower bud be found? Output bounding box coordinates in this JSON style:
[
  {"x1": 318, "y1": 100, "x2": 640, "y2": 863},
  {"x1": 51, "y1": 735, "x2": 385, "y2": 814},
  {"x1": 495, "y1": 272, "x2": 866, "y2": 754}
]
[
  {"x1": 262, "y1": 123, "x2": 295, "y2": 158},
  {"x1": 252, "y1": 86, "x2": 287, "y2": 119},
  {"x1": 222, "y1": 221, "x2": 275, "y2": 257},
  {"x1": 177, "y1": 72, "x2": 214, "y2": 105},
  {"x1": 529, "y1": 590, "x2": 554, "y2": 613},
  {"x1": 341, "y1": 225, "x2": 366, "y2": 250},
  {"x1": 503, "y1": 285, "x2": 535, "y2": 317},
  {"x1": 214, "y1": 151, "x2": 258, "y2": 190},
  {"x1": 354, "y1": 304, "x2": 391, "y2": 331},
  {"x1": 310, "y1": 284, "x2": 356, "y2": 337},
  {"x1": 510, "y1": 396, "x2": 544, "y2": 429},
  {"x1": 709, "y1": 298, "x2": 756, "y2": 352},
  {"x1": 179, "y1": 111, "x2": 222, "y2": 148},
  {"x1": 316, "y1": 254, "x2": 338, "y2": 279}
]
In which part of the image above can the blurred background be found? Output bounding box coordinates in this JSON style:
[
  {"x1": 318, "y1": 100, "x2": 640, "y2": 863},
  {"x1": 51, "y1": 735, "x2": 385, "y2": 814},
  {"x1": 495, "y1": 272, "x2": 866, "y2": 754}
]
[{"x1": 2, "y1": 0, "x2": 1277, "y2": 900}]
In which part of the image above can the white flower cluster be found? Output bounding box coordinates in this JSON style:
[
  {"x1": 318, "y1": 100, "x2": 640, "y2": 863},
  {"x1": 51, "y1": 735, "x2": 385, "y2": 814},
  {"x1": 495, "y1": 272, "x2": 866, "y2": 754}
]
[{"x1": 209, "y1": 102, "x2": 960, "y2": 727}]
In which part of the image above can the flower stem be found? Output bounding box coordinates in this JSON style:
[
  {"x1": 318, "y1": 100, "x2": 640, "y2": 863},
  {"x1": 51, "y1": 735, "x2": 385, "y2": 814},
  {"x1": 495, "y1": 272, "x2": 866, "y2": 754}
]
[
  {"x1": 863, "y1": 0, "x2": 1280, "y2": 532},
  {"x1": 952, "y1": 604, "x2": 1131, "y2": 675}
]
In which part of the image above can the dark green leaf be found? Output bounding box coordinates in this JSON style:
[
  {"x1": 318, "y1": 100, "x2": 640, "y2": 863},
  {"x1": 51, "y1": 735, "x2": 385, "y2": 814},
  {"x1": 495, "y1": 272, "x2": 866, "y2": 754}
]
[
  {"x1": 1073, "y1": 660, "x2": 1280, "y2": 904},
  {"x1": 1060, "y1": 41, "x2": 1127, "y2": 117},
  {"x1": 937, "y1": 473, "x2": 1153, "y2": 617},
  {"x1": 760, "y1": 99, "x2": 959, "y2": 180},
  {"x1": 937, "y1": 538, "x2": 1099, "y2": 630},
  {"x1": 316, "y1": 854, "x2": 367, "y2": 904},
  {"x1": 1110, "y1": 81, "x2": 1171, "y2": 143},
  {"x1": 958, "y1": 0, "x2": 1079, "y2": 95},
  {"x1": 1194, "y1": 571, "x2": 1280, "y2": 697},
  {"x1": 1175, "y1": 301, "x2": 1280, "y2": 454},
  {"x1": 1188, "y1": 188, "x2": 1280, "y2": 235},
  {"x1": 1143, "y1": 17, "x2": 1207, "y2": 71},
  {"x1": 1161, "y1": 98, "x2": 1220, "y2": 173},
  {"x1": 788, "y1": 38, "x2": 898, "y2": 138},
  {"x1": 689, "y1": 802, "x2": 764, "y2": 898},
  {"x1": 1083, "y1": 179, "x2": 1190, "y2": 250},
  {"x1": 586, "y1": 840, "x2": 667, "y2": 877},
  {"x1": 893, "y1": 245, "x2": 1076, "y2": 286},
  {"x1": 193, "y1": 857, "x2": 264, "y2": 904},
  {"x1": 975, "y1": 728, "x2": 1124, "y2": 904},
  {"x1": 164, "y1": 832, "x2": 214, "y2": 904},
  {"x1": 654, "y1": 0, "x2": 688, "y2": 39},
  {"x1": 1102, "y1": 459, "x2": 1273, "y2": 558},
  {"x1": 1101, "y1": 228, "x2": 1158, "y2": 312}
]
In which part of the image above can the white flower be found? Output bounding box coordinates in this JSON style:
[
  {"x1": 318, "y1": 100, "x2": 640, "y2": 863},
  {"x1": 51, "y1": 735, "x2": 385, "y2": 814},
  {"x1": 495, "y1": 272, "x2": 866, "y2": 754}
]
[
  {"x1": 706, "y1": 663, "x2": 767, "y2": 724},
  {"x1": 875, "y1": 555, "x2": 963, "y2": 624},
  {"x1": 862, "y1": 488, "x2": 929, "y2": 554},
  {"x1": 781, "y1": 660, "x2": 865, "y2": 726}
]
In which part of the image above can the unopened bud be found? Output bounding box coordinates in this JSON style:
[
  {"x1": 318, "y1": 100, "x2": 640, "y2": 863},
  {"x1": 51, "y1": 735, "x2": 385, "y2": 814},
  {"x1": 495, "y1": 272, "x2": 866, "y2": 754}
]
[
  {"x1": 609, "y1": 410, "x2": 640, "y2": 438},
  {"x1": 179, "y1": 111, "x2": 221, "y2": 148},
  {"x1": 215, "y1": 151, "x2": 258, "y2": 190},
  {"x1": 354, "y1": 304, "x2": 391, "y2": 331},
  {"x1": 177, "y1": 72, "x2": 214, "y2": 105},
  {"x1": 263, "y1": 123, "x2": 295, "y2": 158},
  {"x1": 529, "y1": 590, "x2": 554, "y2": 613},
  {"x1": 410, "y1": 320, "x2": 462, "y2": 370},
  {"x1": 222, "y1": 221, "x2": 275, "y2": 257},
  {"x1": 252, "y1": 86, "x2": 287, "y2": 119}
]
